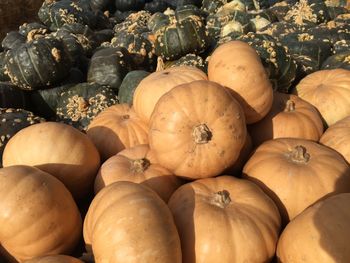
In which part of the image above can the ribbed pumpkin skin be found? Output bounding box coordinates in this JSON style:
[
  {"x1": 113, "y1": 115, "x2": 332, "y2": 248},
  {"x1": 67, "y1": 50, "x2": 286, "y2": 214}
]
[
  {"x1": 293, "y1": 68, "x2": 350, "y2": 127},
  {"x1": 249, "y1": 92, "x2": 324, "y2": 146},
  {"x1": 277, "y1": 193, "x2": 350, "y2": 263},
  {"x1": 208, "y1": 40, "x2": 273, "y2": 124},
  {"x1": 83, "y1": 181, "x2": 182, "y2": 263},
  {"x1": 87, "y1": 104, "x2": 149, "y2": 161},
  {"x1": 23, "y1": 255, "x2": 83, "y2": 263},
  {"x1": 94, "y1": 144, "x2": 182, "y2": 201},
  {"x1": 0, "y1": 165, "x2": 82, "y2": 262},
  {"x1": 168, "y1": 176, "x2": 281, "y2": 263},
  {"x1": 320, "y1": 116, "x2": 350, "y2": 164},
  {"x1": 2, "y1": 122, "x2": 100, "y2": 200},
  {"x1": 149, "y1": 80, "x2": 246, "y2": 179},
  {"x1": 132, "y1": 65, "x2": 208, "y2": 124},
  {"x1": 243, "y1": 138, "x2": 350, "y2": 225}
]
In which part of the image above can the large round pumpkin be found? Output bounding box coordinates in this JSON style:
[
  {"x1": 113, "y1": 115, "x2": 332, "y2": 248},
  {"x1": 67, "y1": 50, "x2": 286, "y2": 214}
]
[
  {"x1": 2, "y1": 122, "x2": 100, "y2": 199},
  {"x1": 248, "y1": 92, "x2": 324, "y2": 146},
  {"x1": 132, "y1": 65, "x2": 208, "y2": 124},
  {"x1": 86, "y1": 104, "x2": 149, "y2": 161},
  {"x1": 94, "y1": 144, "x2": 182, "y2": 201},
  {"x1": 277, "y1": 193, "x2": 350, "y2": 263},
  {"x1": 292, "y1": 68, "x2": 350, "y2": 127},
  {"x1": 168, "y1": 176, "x2": 281, "y2": 263},
  {"x1": 149, "y1": 80, "x2": 247, "y2": 179},
  {"x1": 243, "y1": 138, "x2": 350, "y2": 225},
  {"x1": 208, "y1": 40, "x2": 273, "y2": 124},
  {"x1": 0, "y1": 165, "x2": 82, "y2": 262},
  {"x1": 83, "y1": 181, "x2": 182, "y2": 263},
  {"x1": 23, "y1": 255, "x2": 83, "y2": 263}
]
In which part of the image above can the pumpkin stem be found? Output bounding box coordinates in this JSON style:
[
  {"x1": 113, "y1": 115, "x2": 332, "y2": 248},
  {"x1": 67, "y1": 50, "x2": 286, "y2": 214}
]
[
  {"x1": 212, "y1": 190, "x2": 231, "y2": 208},
  {"x1": 131, "y1": 158, "x2": 151, "y2": 173},
  {"x1": 122, "y1": 114, "x2": 130, "y2": 120},
  {"x1": 289, "y1": 145, "x2": 310, "y2": 163},
  {"x1": 156, "y1": 56, "x2": 165, "y2": 71},
  {"x1": 192, "y1": 124, "x2": 212, "y2": 144},
  {"x1": 284, "y1": 100, "x2": 295, "y2": 112}
]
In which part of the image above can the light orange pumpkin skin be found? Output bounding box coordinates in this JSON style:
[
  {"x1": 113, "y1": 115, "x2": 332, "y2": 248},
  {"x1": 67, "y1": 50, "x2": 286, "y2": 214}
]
[
  {"x1": 249, "y1": 92, "x2": 324, "y2": 146},
  {"x1": 83, "y1": 181, "x2": 182, "y2": 263},
  {"x1": 149, "y1": 80, "x2": 247, "y2": 179},
  {"x1": 23, "y1": 255, "x2": 83, "y2": 263},
  {"x1": 0, "y1": 165, "x2": 82, "y2": 263},
  {"x1": 86, "y1": 104, "x2": 149, "y2": 161},
  {"x1": 293, "y1": 68, "x2": 350, "y2": 127},
  {"x1": 208, "y1": 40, "x2": 273, "y2": 124},
  {"x1": 243, "y1": 138, "x2": 350, "y2": 225},
  {"x1": 2, "y1": 122, "x2": 100, "y2": 199},
  {"x1": 94, "y1": 144, "x2": 182, "y2": 201},
  {"x1": 168, "y1": 176, "x2": 281, "y2": 263},
  {"x1": 133, "y1": 65, "x2": 208, "y2": 124},
  {"x1": 320, "y1": 115, "x2": 350, "y2": 164},
  {"x1": 277, "y1": 193, "x2": 350, "y2": 263}
]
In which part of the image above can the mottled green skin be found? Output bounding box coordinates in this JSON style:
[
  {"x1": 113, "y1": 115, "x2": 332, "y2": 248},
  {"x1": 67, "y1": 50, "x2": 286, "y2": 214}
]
[
  {"x1": 321, "y1": 51, "x2": 350, "y2": 70},
  {"x1": 118, "y1": 70, "x2": 150, "y2": 104},
  {"x1": 167, "y1": 53, "x2": 206, "y2": 72}
]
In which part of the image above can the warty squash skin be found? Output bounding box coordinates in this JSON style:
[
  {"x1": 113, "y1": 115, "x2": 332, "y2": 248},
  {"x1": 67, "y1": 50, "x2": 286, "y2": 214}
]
[
  {"x1": 208, "y1": 40, "x2": 273, "y2": 124},
  {"x1": 243, "y1": 138, "x2": 350, "y2": 225},
  {"x1": 149, "y1": 79, "x2": 247, "y2": 179},
  {"x1": 23, "y1": 255, "x2": 83, "y2": 263},
  {"x1": 0, "y1": 165, "x2": 82, "y2": 263},
  {"x1": 168, "y1": 175, "x2": 281, "y2": 263},
  {"x1": 94, "y1": 144, "x2": 182, "y2": 201},
  {"x1": 2, "y1": 122, "x2": 100, "y2": 200},
  {"x1": 83, "y1": 181, "x2": 182, "y2": 263},
  {"x1": 277, "y1": 193, "x2": 350, "y2": 263}
]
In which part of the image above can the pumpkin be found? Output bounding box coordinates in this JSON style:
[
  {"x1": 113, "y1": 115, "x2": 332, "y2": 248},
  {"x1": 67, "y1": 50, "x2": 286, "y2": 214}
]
[
  {"x1": 168, "y1": 176, "x2": 281, "y2": 263},
  {"x1": 277, "y1": 193, "x2": 350, "y2": 263},
  {"x1": 292, "y1": 68, "x2": 350, "y2": 127},
  {"x1": 320, "y1": 115, "x2": 350, "y2": 164},
  {"x1": 133, "y1": 65, "x2": 207, "y2": 124},
  {"x1": 83, "y1": 181, "x2": 182, "y2": 263},
  {"x1": 87, "y1": 104, "x2": 149, "y2": 161},
  {"x1": 243, "y1": 138, "x2": 350, "y2": 224},
  {"x1": 118, "y1": 70, "x2": 150, "y2": 104},
  {"x1": 2, "y1": 122, "x2": 100, "y2": 200},
  {"x1": 1, "y1": 31, "x2": 26, "y2": 51},
  {"x1": 149, "y1": 80, "x2": 246, "y2": 179},
  {"x1": 248, "y1": 92, "x2": 324, "y2": 146},
  {"x1": 94, "y1": 144, "x2": 182, "y2": 201},
  {"x1": 208, "y1": 40, "x2": 273, "y2": 124},
  {"x1": 23, "y1": 255, "x2": 83, "y2": 263},
  {"x1": 0, "y1": 165, "x2": 82, "y2": 262}
]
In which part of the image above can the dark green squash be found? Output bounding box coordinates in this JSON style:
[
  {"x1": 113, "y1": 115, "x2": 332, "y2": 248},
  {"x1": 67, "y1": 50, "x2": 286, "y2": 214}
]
[
  {"x1": 164, "y1": 0, "x2": 202, "y2": 9},
  {"x1": 248, "y1": 9, "x2": 278, "y2": 31},
  {"x1": 144, "y1": 0, "x2": 169, "y2": 13},
  {"x1": 333, "y1": 39, "x2": 350, "y2": 54},
  {"x1": 0, "y1": 53, "x2": 9, "y2": 82},
  {"x1": 292, "y1": 54, "x2": 319, "y2": 81},
  {"x1": 56, "y1": 82, "x2": 118, "y2": 131},
  {"x1": 5, "y1": 36, "x2": 72, "y2": 90},
  {"x1": 1, "y1": 31, "x2": 26, "y2": 51},
  {"x1": 258, "y1": 21, "x2": 314, "y2": 40},
  {"x1": 90, "y1": 0, "x2": 114, "y2": 11},
  {"x1": 334, "y1": 13, "x2": 350, "y2": 23},
  {"x1": 268, "y1": 0, "x2": 292, "y2": 21},
  {"x1": 326, "y1": 6, "x2": 349, "y2": 20},
  {"x1": 118, "y1": 70, "x2": 150, "y2": 104},
  {"x1": 0, "y1": 82, "x2": 27, "y2": 109},
  {"x1": 165, "y1": 53, "x2": 206, "y2": 71},
  {"x1": 18, "y1": 22, "x2": 50, "y2": 38},
  {"x1": 115, "y1": 0, "x2": 145, "y2": 11},
  {"x1": 321, "y1": 51, "x2": 350, "y2": 70},
  {"x1": 114, "y1": 10, "x2": 152, "y2": 32}
]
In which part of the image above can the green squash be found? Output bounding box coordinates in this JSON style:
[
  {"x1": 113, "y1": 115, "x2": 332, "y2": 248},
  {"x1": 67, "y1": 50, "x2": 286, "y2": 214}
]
[
  {"x1": 258, "y1": 21, "x2": 314, "y2": 40},
  {"x1": 145, "y1": 0, "x2": 169, "y2": 13},
  {"x1": 165, "y1": 53, "x2": 206, "y2": 71},
  {"x1": 0, "y1": 82, "x2": 28, "y2": 109},
  {"x1": 18, "y1": 22, "x2": 50, "y2": 37},
  {"x1": 115, "y1": 0, "x2": 145, "y2": 11},
  {"x1": 118, "y1": 70, "x2": 150, "y2": 104},
  {"x1": 1, "y1": 31, "x2": 26, "y2": 51},
  {"x1": 0, "y1": 53, "x2": 9, "y2": 82},
  {"x1": 333, "y1": 39, "x2": 350, "y2": 54},
  {"x1": 292, "y1": 54, "x2": 319, "y2": 81},
  {"x1": 321, "y1": 51, "x2": 350, "y2": 70}
]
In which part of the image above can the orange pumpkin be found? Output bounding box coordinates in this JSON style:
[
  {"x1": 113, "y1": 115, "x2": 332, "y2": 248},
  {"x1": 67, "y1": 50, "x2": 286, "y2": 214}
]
[
  {"x1": 2, "y1": 122, "x2": 100, "y2": 199},
  {"x1": 243, "y1": 138, "x2": 350, "y2": 225},
  {"x1": 277, "y1": 193, "x2": 350, "y2": 263},
  {"x1": 149, "y1": 80, "x2": 247, "y2": 179},
  {"x1": 249, "y1": 92, "x2": 324, "y2": 146},
  {"x1": 0, "y1": 165, "x2": 82, "y2": 262},
  {"x1": 168, "y1": 176, "x2": 281, "y2": 263},
  {"x1": 86, "y1": 104, "x2": 149, "y2": 161},
  {"x1": 208, "y1": 40, "x2": 273, "y2": 124},
  {"x1": 94, "y1": 144, "x2": 182, "y2": 201},
  {"x1": 83, "y1": 181, "x2": 182, "y2": 263},
  {"x1": 23, "y1": 255, "x2": 83, "y2": 263},
  {"x1": 293, "y1": 68, "x2": 350, "y2": 127},
  {"x1": 320, "y1": 116, "x2": 350, "y2": 164},
  {"x1": 133, "y1": 65, "x2": 208, "y2": 123}
]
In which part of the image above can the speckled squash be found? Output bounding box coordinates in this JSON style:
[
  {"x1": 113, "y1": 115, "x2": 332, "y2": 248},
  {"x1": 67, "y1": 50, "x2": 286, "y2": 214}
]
[
  {"x1": 0, "y1": 52, "x2": 9, "y2": 82},
  {"x1": 1, "y1": 31, "x2": 26, "y2": 51},
  {"x1": 165, "y1": 54, "x2": 206, "y2": 72},
  {"x1": 321, "y1": 51, "x2": 350, "y2": 70},
  {"x1": 18, "y1": 22, "x2": 49, "y2": 38},
  {"x1": 115, "y1": 0, "x2": 145, "y2": 11},
  {"x1": 23, "y1": 255, "x2": 84, "y2": 263},
  {"x1": 118, "y1": 70, "x2": 150, "y2": 104},
  {"x1": 144, "y1": 0, "x2": 169, "y2": 13}
]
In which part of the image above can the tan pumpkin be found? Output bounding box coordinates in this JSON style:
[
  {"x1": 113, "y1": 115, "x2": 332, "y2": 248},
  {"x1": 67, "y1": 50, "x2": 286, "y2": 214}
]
[
  {"x1": 94, "y1": 144, "x2": 182, "y2": 201},
  {"x1": 168, "y1": 176, "x2": 281, "y2": 263},
  {"x1": 2, "y1": 122, "x2": 100, "y2": 199},
  {"x1": 149, "y1": 80, "x2": 247, "y2": 179},
  {"x1": 243, "y1": 138, "x2": 350, "y2": 225},
  {"x1": 0, "y1": 165, "x2": 82, "y2": 262},
  {"x1": 277, "y1": 193, "x2": 350, "y2": 263},
  {"x1": 293, "y1": 68, "x2": 350, "y2": 127},
  {"x1": 83, "y1": 181, "x2": 182, "y2": 263},
  {"x1": 320, "y1": 116, "x2": 350, "y2": 164},
  {"x1": 249, "y1": 92, "x2": 324, "y2": 146},
  {"x1": 86, "y1": 104, "x2": 149, "y2": 161},
  {"x1": 23, "y1": 255, "x2": 83, "y2": 263},
  {"x1": 133, "y1": 65, "x2": 208, "y2": 124},
  {"x1": 208, "y1": 40, "x2": 273, "y2": 124}
]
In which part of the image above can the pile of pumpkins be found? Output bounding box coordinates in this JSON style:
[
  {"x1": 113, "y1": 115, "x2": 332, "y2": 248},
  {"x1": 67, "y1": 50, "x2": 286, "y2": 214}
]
[{"x1": 1, "y1": 0, "x2": 350, "y2": 262}]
